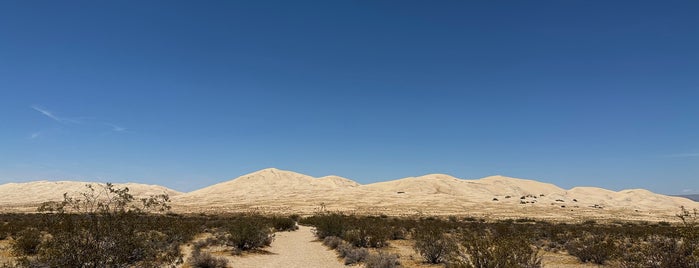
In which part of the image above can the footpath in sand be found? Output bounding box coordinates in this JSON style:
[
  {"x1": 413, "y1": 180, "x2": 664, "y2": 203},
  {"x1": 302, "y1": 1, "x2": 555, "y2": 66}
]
[{"x1": 228, "y1": 225, "x2": 347, "y2": 268}]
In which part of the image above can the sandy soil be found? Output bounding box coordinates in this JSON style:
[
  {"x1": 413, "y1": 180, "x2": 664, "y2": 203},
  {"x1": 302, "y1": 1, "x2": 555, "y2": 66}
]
[{"x1": 225, "y1": 225, "x2": 347, "y2": 268}]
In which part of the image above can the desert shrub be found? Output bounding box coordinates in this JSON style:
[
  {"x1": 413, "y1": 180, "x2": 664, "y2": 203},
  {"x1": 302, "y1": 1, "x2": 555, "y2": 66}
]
[
  {"x1": 413, "y1": 224, "x2": 457, "y2": 264},
  {"x1": 618, "y1": 235, "x2": 699, "y2": 268},
  {"x1": 189, "y1": 249, "x2": 229, "y2": 268},
  {"x1": 365, "y1": 251, "x2": 401, "y2": 268},
  {"x1": 451, "y1": 228, "x2": 541, "y2": 268},
  {"x1": 389, "y1": 226, "x2": 407, "y2": 240},
  {"x1": 322, "y1": 236, "x2": 343, "y2": 250},
  {"x1": 11, "y1": 228, "x2": 42, "y2": 256},
  {"x1": 271, "y1": 216, "x2": 297, "y2": 232},
  {"x1": 565, "y1": 232, "x2": 616, "y2": 264},
  {"x1": 336, "y1": 243, "x2": 353, "y2": 258},
  {"x1": 219, "y1": 218, "x2": 273, "y2": 251},
  {"x1": 30, "y1": 183, "x2": 184, "y2": 267},
  {"x1": 306, "y1": 213, "x2": 347, "y2": 239},
  {"x1": 193, "y1": 237, "x2": 220, "y2": 251},
  {"x1": 343, "y1": 246, "x2": 369, "y2": 265}
]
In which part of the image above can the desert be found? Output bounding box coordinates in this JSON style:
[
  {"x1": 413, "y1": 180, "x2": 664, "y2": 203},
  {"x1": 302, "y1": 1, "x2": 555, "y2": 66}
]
[{"x1": 0, "y1": 168, "x2": 697, "y2": 267}]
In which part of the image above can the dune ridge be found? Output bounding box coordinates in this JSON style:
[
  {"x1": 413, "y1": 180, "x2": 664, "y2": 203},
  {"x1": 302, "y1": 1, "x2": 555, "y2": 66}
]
[{"x1": 1, "y1": 168, "x2": 696, "y2": 221}]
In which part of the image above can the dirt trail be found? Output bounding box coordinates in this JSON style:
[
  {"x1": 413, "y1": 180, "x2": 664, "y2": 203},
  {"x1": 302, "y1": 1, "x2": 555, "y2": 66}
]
[{"x1": 227, "y1": 225, "x2": 347, "y2": 268}]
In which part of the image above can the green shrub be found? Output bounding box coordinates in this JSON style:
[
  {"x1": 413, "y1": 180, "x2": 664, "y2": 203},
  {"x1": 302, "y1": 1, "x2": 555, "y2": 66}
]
[
  {"x1": 219, "y1": 218, "x2": 273, "y2": 251},
  {"x1": 456, "y1": 230, "x2": 541, "y2": 268},
  {"x1": 309, "y1": 213, "x2": 346, "y2": 239}
]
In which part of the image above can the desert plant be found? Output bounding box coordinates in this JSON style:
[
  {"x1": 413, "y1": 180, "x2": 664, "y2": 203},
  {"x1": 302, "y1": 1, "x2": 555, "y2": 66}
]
[
  {"x1": 271, "y1": 216, "x2": 297, "y2": 232},
  {"x1": 565, "y1": 232, "x2": 616, "y2": 265},
  {"x1": 453, "y1": 229, "x2": 541, "y2": 268},
  {"x1": 189, "y1": 249, "x2": 229, "y2": 268},
  {"x1": 343, "y1": 246, "x2": 369, "y2": 265},
  {"x1": 365, "y1": 251, "x2": 401, "y2": 268},
  {"x1": 219, "y1": 218, "x2": 273, "y2": 251},
  {"x1": 11, "y1": 227, "x2": 42, "y2": 256},
  {"x1": 413, "y1": 224, "x2": 457, "y2": 264},
  {"x1": 308, "y1": 213, "x2": 346, "y2": 239},
  {"x1": 322, "y1": 236, "x2": 343, "y2": 250}
]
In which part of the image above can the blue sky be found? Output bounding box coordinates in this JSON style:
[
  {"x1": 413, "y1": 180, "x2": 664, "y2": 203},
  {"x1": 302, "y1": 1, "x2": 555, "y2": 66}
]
[{"x1": 0, "y1": 1, "x2": 697, "y2": 194}]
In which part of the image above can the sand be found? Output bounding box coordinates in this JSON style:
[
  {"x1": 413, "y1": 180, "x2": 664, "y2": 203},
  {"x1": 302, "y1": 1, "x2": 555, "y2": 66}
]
[
  {"x1": 1, "y1": 168, "x2": 697, "y2": 222},
  {"x1": 226, "y1": 226, "x2": 346, "y2": 268}
]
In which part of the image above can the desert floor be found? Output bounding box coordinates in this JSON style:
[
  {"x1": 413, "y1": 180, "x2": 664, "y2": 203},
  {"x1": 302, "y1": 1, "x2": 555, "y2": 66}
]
[{"x1": 174, "y1": 225, "x2": 602, "y2": 268}]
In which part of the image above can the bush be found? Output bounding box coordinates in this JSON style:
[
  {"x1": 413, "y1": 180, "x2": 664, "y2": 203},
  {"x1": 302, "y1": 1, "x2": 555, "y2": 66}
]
[
  {"x1": 310, "y1": 213, "x2": 346, "y2": 239},
  {"x1": 456, "y1": 230, "x2": 541, "y2": 268},
  {"x1": 219, "y1": 218, "x2": 273, "y2": 251},
  {"x1": 271, "y1": 216, "x2": 297, "y2": 232},
  {"x1": 11, "y1": 228, "x2": 42, "y2": 256},
  {"x1": 189, "y1": 249, "x2": 229, "y2": 268},
  {"x1": 322, "y1": 236, "x2": 343, "y2": 250},
  {"x1": 343, "y1": 246, "x2": 369, "y2": 265},
  {"x1": 413, "y1": 224, "x2": 456, "y2": 264},
  {"x1": 365, "y1": 251, "x2": 401, "y2": 268},
  {"x1": 565, "y1": 232, "x2": 616, "y2": 264}
]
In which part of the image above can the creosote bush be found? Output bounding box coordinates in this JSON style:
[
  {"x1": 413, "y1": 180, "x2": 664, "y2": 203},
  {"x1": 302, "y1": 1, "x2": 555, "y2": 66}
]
[
  {"x1": 413, "y1": 224, "x2": 456, "y2": 264},
  {"x1": 218, "y1": 216, "x2": 274, "y2": 252},
  {"x1": 10, "y1": 228, "x2": 42, "y2": 256},
  {"x1": 565, "y1": 232, "x2": 616, "y2": 265}
]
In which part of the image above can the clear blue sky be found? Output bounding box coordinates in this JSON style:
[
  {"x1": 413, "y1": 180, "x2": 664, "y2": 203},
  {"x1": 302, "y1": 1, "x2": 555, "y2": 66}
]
[{"x1": 1, "y1": 1, "x2": 697, "y2": 194}]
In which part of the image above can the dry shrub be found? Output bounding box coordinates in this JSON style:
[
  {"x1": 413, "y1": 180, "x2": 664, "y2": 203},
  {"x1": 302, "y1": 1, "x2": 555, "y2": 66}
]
[
  {"x1": 565, "y1": 232, "x2": 616, "y2": 265},
  {"x1": 413, "y1": 224, "x2": 457, "y2": 264},
  {"x1": 10, "y1": 228, "x2": 42, "y2": 256},
  {"x1": 365, "y1": 251, "x2": 401, "y2": 268},
  {"x1": 189, "y1": 248, "x2": 229, "y2": 268}
]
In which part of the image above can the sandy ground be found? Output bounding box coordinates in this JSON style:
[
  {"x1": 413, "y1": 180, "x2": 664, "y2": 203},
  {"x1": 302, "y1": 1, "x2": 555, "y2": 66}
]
[{"x1": 225, "y1": 225, "x2": 347, "y2": 268}]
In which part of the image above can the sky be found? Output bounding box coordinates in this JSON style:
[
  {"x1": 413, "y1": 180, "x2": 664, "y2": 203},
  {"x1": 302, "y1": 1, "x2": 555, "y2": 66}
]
[{"x1": 0, "y1": 1, "x2": 697, "y2": 194}]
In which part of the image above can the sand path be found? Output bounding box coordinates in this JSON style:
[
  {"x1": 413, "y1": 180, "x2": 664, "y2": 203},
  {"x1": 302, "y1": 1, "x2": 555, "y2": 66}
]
[{"x1": 228, "y1": 225, "x2": 347, "y2": 268}]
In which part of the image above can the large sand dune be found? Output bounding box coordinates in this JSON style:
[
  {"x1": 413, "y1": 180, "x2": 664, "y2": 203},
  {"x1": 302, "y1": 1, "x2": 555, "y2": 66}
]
[
  {"x1": 0, "y1": 181, "x2": 182, "y2": 209},
  {"x1": 1, "y1": 168, "x2": 696, "y2": 221}
]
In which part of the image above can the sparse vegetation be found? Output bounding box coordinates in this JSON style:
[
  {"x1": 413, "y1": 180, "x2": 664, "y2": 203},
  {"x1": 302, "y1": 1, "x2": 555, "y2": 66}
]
[{"x1": 3, "y1": 187, "x2": 698, "y2": 268}]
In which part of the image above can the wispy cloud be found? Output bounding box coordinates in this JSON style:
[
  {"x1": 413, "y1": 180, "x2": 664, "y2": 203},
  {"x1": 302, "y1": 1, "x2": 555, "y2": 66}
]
[
  {"x1": 661, "y1": 153, "x2": 699, "y2": 158},
  {"x1": 30, "y1": 105, "x2": 80, "y2": 124},
  {"x1": 29, "y1": 132, "x2": 41, "y2": 139},
  {"x1": 105, "y1": 123, "x2": 127, "y2": 132}
]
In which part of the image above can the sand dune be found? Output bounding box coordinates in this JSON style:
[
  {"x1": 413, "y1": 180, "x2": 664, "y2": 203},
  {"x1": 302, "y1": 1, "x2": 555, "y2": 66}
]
[
  {"x1": 171, "y1": 168, "x2": 698, "y2": 221},
  {"x1": 1, "y1": 168, "x2": 696, "y2": 221},
  {"x1": 0, "y1": 180, "x2": 182, "y2": 206}
]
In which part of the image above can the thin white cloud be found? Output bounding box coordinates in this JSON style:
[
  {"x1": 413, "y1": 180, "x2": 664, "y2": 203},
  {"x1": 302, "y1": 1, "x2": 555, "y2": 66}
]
[
  {"x1": 30, "y1": 105, "x2": 80, "y2": 123},
  {"x1": 661, "y1": 153, "x2": 699, "y2": 158},
  {"x1": 105, "y1": 123, "x2": 127, "y2": 132},
  {"x1": 29, "y1": 132, "x2": 41, "y2": 139}
]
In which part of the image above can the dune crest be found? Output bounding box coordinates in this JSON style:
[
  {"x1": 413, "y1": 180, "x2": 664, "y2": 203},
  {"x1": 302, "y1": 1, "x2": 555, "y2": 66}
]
[{"x1": 1, "y1": 168, "x2": 696, "y2": 221}]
